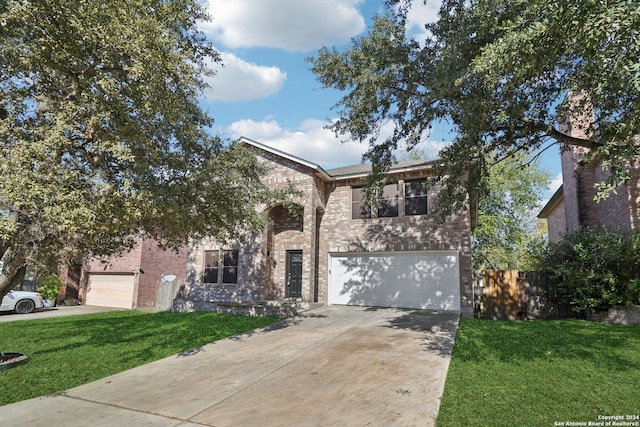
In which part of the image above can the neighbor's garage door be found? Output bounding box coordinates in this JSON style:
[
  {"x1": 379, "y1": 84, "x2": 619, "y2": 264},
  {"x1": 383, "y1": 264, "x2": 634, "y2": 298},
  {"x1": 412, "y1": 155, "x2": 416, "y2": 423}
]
[
  {"x1": 85, "y1": 274, "x2": 135, "y2": 309},
  {"x1": 328, "y1": 252, "x2": 460, "y2": 311}
]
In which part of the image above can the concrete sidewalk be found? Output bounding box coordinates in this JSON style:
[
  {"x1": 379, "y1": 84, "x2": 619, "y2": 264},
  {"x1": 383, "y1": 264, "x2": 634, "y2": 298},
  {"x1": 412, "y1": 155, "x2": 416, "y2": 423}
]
[
  {"x1": 0, "y1": 306, "x2": 459, "y2": 427},
  {"x1": 0, "y1": 305, "x2": 118, "y2": 322}
]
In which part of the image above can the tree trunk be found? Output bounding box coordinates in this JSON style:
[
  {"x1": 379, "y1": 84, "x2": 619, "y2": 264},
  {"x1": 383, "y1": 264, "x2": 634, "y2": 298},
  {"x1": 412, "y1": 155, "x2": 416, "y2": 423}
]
[{"x1": 0, "y1": 247, "x2": 28, "y2": 300}]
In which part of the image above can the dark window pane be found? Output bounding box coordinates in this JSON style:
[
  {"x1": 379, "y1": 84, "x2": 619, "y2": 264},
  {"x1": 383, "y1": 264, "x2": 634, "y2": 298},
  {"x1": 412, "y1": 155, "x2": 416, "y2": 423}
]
[
  {"x1": 378, "y1": 183, "x2": 398, "y2": 218},
  {"x1": 204, "y1": 251, "x2": 219, "y2": 268},
  {"x1": 221, "y1": 250, "x2": 238, "y2": 284},
  {"x1": 203, "y1": 251, "x2": 219, "y2": 284},
  {"x1": 352, "y1": 201, "x2": 372, "y2": 219},
  {"x1": 405, "y1": 180, "x2": 425, "y2": 197},
  {"x1": 405, "y1": 197, "x2": 428, "y2": 215},
  {"x1": 351, "y1": 186, "x2": 365, "y2": 202},
  {"x1": 203, "y1": 268, "x2": 218, "y2": 284},
  {"x1": 223, "y1": 250, "x2": 238, "y2": 267},
  {"x1": 381, "y1": 183, "x2": 398, "y2": 199},
  {"x1": 222, "y1": 266, "x2": 238, "y2": 284},
  {"x1": 352, "y1": 187, "x2": 372, "y2": 219},
  {"x1": 404, "y1": 179, "x2": 428, "y2": 216},
  {"x1": 378, "y1": 199, "x2": 399, "y2": 217}
]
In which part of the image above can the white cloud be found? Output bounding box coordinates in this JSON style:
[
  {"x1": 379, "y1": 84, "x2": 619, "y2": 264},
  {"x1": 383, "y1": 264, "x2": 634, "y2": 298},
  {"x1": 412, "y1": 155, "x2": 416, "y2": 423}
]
[
  {"x1": 202, "y1": 53, "x2": 287, "y2": 102},
  {"x1": 226, "y1": 118, "x2": 367, "y2": 168},
  {"x1": 403, "y1": 0, "x2": 442, "y2": 44},
  {"x1": 548, "y1": 173, "x2": 563, "y2": 193},
  {"x1": 536, "y1": 173, "x2": 564, "y2": 215},
  {"x1": 226, "y1": 118, "x2": 449, "y2": 168},
  {"x1": 202, "y1": 0, "x2": 366, "y2": 52}
]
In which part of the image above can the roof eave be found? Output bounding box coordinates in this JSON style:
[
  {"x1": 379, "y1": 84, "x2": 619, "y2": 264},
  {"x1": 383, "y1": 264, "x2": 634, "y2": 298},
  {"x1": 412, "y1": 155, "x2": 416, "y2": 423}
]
[
  {"x1": 538, "y1": 185, "x2": 564, "y2": 218},
  {"x1": 329, "y1": 162, "x2": 436, "y2": 181},
  {"x1": 237, "y1": 136, "x2": 332, "y2": 180}
]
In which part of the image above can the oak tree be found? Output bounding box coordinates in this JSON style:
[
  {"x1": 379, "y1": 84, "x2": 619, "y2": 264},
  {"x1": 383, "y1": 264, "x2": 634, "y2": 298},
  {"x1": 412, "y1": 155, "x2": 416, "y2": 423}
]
[
  {"x1": 309, "y1": 0, "x2": 640, "y2": 218},
  {"x1": 0, "y1": 1, "x2": 286, "y2": 299}
]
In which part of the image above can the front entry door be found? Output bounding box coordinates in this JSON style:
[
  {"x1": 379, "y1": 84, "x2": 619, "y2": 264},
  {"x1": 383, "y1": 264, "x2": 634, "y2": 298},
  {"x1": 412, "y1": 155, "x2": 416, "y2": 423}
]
[{"x1": 286, "y1": 250, "x2": 303, "y2": 298}]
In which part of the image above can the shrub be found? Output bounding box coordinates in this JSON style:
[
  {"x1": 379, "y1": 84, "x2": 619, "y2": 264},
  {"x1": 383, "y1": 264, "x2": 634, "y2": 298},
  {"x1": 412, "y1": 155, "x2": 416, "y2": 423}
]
[
  {"x1": 37, "y1": 275, "x2": 65, "y2": 301},
  {"x1": 541, "y1": 227, "x2": 640, "y2": 315}
]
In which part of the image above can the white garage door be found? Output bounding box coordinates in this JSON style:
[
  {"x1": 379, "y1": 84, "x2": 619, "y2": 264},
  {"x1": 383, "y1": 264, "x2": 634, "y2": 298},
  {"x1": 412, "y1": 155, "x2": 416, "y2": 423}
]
[
  {"x1": 86, "y1": 274, "x2": 135, "y2": 309},
  {"x1": 329, "y1": 252, "x2": 460, "y2": 311}
]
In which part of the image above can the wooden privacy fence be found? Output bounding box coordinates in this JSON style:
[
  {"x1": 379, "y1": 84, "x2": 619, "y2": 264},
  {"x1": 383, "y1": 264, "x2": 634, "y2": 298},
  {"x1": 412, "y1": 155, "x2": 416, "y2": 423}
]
[
  {"x1": 478, "y1": 270, "x2": 573, "y2": 320},
  {"x1": 155, "y1": 280, "x2": 183, "y2": 312}
]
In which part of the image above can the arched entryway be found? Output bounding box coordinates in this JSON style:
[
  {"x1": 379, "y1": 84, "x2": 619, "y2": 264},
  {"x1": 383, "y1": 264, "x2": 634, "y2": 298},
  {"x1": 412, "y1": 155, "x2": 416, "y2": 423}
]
[{"x1": 260, "y1": 203, "x2": 305, "y2": 300}]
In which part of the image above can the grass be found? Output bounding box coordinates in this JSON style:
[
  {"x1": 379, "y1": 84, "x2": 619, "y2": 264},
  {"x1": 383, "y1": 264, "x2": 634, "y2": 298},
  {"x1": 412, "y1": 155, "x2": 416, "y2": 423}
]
[
  {"x1": 0, "y1": 310, "x2": 280, "y2": 406},
  {"x1": 437, "y1": 317, "x2": 640, "y2": 427}
]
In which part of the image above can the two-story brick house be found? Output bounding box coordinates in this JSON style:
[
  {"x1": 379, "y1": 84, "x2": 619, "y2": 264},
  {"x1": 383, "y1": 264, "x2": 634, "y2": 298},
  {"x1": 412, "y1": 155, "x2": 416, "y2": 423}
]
[{"x1": 179, "y1": 138, "x2": 474, "y2": 316}]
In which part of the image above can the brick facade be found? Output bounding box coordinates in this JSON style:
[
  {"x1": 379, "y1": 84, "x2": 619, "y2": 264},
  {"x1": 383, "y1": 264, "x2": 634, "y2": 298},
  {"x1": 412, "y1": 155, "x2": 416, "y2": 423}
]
[{"x1": 183, "y1": 138, "x2": 474, "y2": 315}]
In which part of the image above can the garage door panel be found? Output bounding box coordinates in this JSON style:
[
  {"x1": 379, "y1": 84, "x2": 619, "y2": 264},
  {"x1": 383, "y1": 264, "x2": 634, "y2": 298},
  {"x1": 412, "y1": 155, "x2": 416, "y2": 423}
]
[
  {"x1": 86, "y1": 274, "x2": 134, "y2": 309},
  {"x1": 329, "y1": 252, "x2": 459, "y2": 311}
]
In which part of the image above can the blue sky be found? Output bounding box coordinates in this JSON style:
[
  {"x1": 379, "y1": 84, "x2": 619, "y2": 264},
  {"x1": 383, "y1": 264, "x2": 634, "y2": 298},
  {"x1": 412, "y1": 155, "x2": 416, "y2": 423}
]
[{"x1": 197, "y1": 0, "x2": 562, "y2": 201}]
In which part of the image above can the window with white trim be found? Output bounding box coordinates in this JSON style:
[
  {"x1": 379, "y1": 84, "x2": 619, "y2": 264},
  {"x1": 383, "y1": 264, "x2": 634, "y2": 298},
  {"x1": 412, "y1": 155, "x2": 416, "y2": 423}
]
[
  {"x1": 377, "y1": 183, "x2": 399, "y2": 218},
  {"x1": 351, "y1": 186, "x2": 372, "y2": 219},
  {"x1": 203, "y1": 250, "x2": 238, "y2": 284},
  {"x1": 404, "y1": 179, "x2": 428, "y2": 215}
]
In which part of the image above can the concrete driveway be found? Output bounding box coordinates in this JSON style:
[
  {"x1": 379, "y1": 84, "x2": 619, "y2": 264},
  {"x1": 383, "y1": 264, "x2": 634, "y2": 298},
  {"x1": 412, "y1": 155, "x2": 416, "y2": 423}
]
[{"x1": 0, "y1": 306, "x2": 459, "y2": 427}]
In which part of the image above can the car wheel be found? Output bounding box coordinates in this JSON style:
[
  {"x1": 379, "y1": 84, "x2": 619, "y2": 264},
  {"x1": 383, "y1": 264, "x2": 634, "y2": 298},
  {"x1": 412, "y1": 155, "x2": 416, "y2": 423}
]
[{"x1": 15, "y1": 299, "x2": 36, "y2": 314}]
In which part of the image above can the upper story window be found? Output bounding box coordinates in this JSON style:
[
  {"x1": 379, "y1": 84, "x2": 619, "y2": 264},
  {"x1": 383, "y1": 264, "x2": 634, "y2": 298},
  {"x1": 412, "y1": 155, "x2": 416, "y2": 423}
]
[
  {"x1": 351, "y1": 186, "x2": 372, "y2": 219},
  {"x1": 203, "y1": 250, "x2": 239, "y2": 284},
  {"x1": 377, "y1": 183, "x2": 399, "y2": 218},
  {"x1": 352, "y1": 183, "x2": 399, "y2": 219},
  {"x1": 404, "y1": 179, "x2": 428, "y2": 216}
]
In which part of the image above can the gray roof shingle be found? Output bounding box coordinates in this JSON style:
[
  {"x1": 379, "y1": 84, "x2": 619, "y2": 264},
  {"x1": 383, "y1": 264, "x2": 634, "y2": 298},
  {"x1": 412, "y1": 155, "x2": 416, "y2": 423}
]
[{"x1": 325, "y1": 159, "x2": 435, "y2": 178}]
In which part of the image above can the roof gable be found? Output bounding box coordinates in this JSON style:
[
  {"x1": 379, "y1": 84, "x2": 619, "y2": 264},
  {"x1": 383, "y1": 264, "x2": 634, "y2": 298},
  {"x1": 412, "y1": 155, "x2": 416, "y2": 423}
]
[
  {"x1": 538, "y1": 185, "x2": 564, "y2": 218},
  {"x1": 237, "y1": 136, "x2": 435, "y2": 181},
  {"x1": 237, "y1": 137, "x2": 331, "y2": 179}
]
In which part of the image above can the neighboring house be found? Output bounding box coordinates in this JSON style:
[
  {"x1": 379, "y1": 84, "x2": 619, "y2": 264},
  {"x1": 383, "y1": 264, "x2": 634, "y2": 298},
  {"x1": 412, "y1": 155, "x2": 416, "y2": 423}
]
[
  {"x1": 82, "y1": 237, "x2": 188, "y2": 309},
  {"x1": 538, "y1": 115, "x2": 640, "y2": 242},
  {"x1": 178, "y1": 137, "x2": 474, "y2": 316},
  {"x1": 12, "y1": 265, "x2": 81, "y2": 305}
]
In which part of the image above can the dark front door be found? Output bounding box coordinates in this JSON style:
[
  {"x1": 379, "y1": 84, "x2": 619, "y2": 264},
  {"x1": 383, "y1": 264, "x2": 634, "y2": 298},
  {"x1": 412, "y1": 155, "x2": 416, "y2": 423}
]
[{"x1": 286, "y1": 250, "x2": 303, "y2": 298}]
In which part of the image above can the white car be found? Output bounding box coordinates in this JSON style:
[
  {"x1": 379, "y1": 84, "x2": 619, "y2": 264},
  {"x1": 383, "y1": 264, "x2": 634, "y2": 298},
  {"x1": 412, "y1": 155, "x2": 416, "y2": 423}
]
[{"x1": 0, "y1": 290, "x2": 44, "y2": 314}]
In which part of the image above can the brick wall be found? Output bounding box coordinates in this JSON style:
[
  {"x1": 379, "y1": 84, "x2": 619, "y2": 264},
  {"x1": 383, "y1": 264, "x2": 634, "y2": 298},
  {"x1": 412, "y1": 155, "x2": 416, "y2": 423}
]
[
  {"x1": 83, "y1": 239, "x2": 143, "y2": 304},
  {"x1": 593, "y1": 166, "x2": 632, "y2": 235},
  {"x1": 261, "y1": 204, "x2": 306, "y2": 300},
  {"x1": 560, "y1": 146, "x2": 584, "y2": 233},
  {"x1": 85, "y1": 238, "x2": 144, "y2": 274},
  {"x1": 545, "y1": 198, "x2": 567, "y2": 244},
  {"x1": 135, "y1": 240, "x2": 188, "y2": 309},
  {"x1": 186, "y1": 236, "x2": 262, "y2": 304},
  {"x1": 629, "y1": 163, "x2": 640, "y2": 233},
  {"x1": 557, "y1": 98, "x2": 639, "y2": 237}
]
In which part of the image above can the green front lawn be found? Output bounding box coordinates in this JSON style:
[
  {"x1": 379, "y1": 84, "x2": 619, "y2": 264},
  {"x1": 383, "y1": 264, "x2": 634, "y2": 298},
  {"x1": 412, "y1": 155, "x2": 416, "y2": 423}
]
[
  {"x1": 437, "y1": 318, "x2": 640, "y2": 427},
  {"x1": 0, "y1": 310, "x2": 280, "y2": 406}
]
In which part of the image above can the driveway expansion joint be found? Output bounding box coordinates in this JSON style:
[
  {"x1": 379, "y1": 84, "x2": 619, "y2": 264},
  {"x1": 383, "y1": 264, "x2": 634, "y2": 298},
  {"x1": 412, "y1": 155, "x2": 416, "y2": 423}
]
[{"x1": 60, "y1": 393, "x2": 211, "y2": 426}]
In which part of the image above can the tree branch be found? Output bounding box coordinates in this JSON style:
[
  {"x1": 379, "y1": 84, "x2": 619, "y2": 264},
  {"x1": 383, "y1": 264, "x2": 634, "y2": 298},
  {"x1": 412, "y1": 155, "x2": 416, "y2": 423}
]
[{"x1": 521, "y1": 117, "x2": 603, "y2": 150}]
